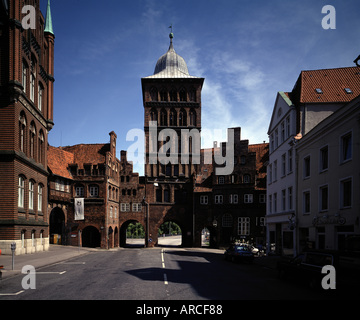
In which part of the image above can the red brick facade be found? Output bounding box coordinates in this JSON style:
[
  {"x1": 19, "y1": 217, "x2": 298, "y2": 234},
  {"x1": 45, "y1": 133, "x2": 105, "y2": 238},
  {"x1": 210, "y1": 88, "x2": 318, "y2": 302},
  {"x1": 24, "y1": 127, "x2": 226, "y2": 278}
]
[{"x1": 0, "y1": 0, "x2": 54, "y2": 254}]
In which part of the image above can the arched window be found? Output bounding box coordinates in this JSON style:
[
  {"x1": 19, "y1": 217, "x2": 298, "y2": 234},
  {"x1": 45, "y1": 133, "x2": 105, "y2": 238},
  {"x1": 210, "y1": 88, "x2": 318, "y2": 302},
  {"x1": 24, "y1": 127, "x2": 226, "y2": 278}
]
[
  {"x1": 243, "y1": 174, "x2": 251, "y2": 183},
  {"x1": 38, "y1": 82, "x2": 44, "y2": 111},
  {"x1": 38, "y1": 184, "x2": 43, "y2": 212},
  {"x1": 160, "y1": 108, "x2": 167, "y2": 126},
  {"x1": 18, "y1": 176, "x2": 25, "y2": 208},
  {"x1": 170, "y1": 88, "x2": 177, "y2": 101},
  {"x1": 19, "y1": 112, "x2": 27, "y2": 153},
  {"x1": 150, "y1": 87, "x2": 158, "y2": 101},
  {"x1": 29, "y1": 122, "x2": 36, "y2": 159},
  {"x1": 189, "y1": 88, "x2": 196, "y2": 102},
  {"x1": 160, "y1": 88, "x2": 167, "y2": 101},
  {"x1": 179, "y1": 88, "x2": 187, "y2": 101},
  {"x1": 22, "y1": 61, "x2": 28, "y2": 93},
  {"x1": 169, "y1": 108, "x2": 177, "y2": 126},
  {"x1": 189, "y1": 108, "x2": 196, "y2": 126},
  {"x1": 150, "y1": 108, "x2": 157, "y2": 122},
  {"x1": 29, "y1": 180, "x2": 35, "y2": 211},
  {"x1": 38, "y1": 130, "x2": 44, "y2": 164},
  {"x1": 179, "y1": 108, "x2": 187, "y2": 126}
]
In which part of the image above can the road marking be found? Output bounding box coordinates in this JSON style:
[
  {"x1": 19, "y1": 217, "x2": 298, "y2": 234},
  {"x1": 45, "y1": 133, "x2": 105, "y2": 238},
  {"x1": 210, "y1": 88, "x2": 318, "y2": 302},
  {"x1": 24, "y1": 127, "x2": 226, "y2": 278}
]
[
  {"x1": 164, "y1": 273, "x2": 168, "y2": 285},
  {"x1": 36, "y1": 271, "x2": 67, "y2": 275},
  {"x1": 0, "y1": 290, "x2": 24, "y2": 296},
  {"x1": 161, "y1": 249, "x2": 165, "y2": 268}
]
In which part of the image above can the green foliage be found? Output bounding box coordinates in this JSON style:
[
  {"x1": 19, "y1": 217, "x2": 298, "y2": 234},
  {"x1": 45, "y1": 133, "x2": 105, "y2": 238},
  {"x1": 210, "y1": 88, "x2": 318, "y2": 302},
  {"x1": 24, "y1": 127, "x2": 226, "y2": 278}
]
[
  {"x1": 126, "y1": 223, "x2": 145, "y2": 238},
  {"x1": 158, "y1": 221, "x2": 181, "y2": 236}
]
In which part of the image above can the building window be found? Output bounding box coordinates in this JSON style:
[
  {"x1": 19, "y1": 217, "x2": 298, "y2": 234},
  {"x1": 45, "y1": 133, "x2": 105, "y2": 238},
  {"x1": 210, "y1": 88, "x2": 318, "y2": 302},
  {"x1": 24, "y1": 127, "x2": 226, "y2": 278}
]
[
  {"x1": 38, "y1": 184, "x2": 43, "y2": 212},
  {"x1": 341, "y1": 132, "x2": 352, "y2": 162},
  {"x1": 244, "y1": 194, "x2": 253, "y2": 203},
  {"x1": 281, "y1": 153, "x2": 286, "y2": 177},
  {"x1": 120, "y1": 203, "x2": 130, "y2": 212},
  {"x1": 281, "y1": 189, "x2": 286, "y2": 211},
  {"x1": 200, "y1": 195, "x2": 208, "y2": 205},
  {"x1": 156, "y1": 188, "x2": 162, "y2": 202},
  {"x1": 288, "y1": 187, "x2": 293, "y2": 210},
  {"x1": 75, "y1": 186, "x2": 84, "y2": 197},
  {"x1": 179, "y1": 109, "x2": 187, "y2": 126},
  {"x1": 274, "y1": 193, "x2": 277, "y2": 212},
  {"x1": 268, "y1": 195, "x2": 272, "y2": 214},
  {"x1": 18, "y1": 176, "x2": 25, "y2": 208},
  {"x1": 303, "y1": 156, "x2": 310, "y2": 178},
  {"x1": 29, "y1": 180, "x2": 34, "y2": 211},
  {"x1": 164, "y1": 189, "x2": 170, "y2": 203},
  {"x1": 30, "y1": 73, "x2": 35, "y2": 102},
  {"x1": 109, "y1": 206, "x2": 113, "y2": 218},
  {"x1": 38, "y1": 131, "x2": 44, "y2": 164},
  {"x1": 132, "y1": 203, "x2": 142, "y2": 212},
  {"x1": 89, "y1": 185, "x2": 99, "y2": 197},
  {"x1": 273, "y1": 161, "x2": 277, "y2": 181},
  {"x1": 281, "y1": 121, "x2": 285, "y2": 143},
  {"x1": 218, "y1": 176, "x2": 225, "y2": 184},
  {"x1": 19, "y1": 113, "x2": 27, "y2": 152},
  {"x1": 29, "y1": 122, "x2": 36, "y2": 159},
  {"x1": 38, "y1": 83, "x2": 43, "y2": 111},
  {"x1": 243, "y1": 174, "x2": 250, "y2": 183},
  {"x1": 214, "y1": 195, "x2": 223, "y2": 204},
  {"x1": 320, "y1": 146, "x2": 328, "y2": 172},
  {"x1": 340, "y1": 178, "x2": 352, "y2": 208},
  {"x1": 268, "y1": 164, "x2": 272, "y2": 184},
  {"x1": 238, "y1": 217, "x2": 250, "y2": 236},
  {"x1": 22, "y1": 62, "x2": 27, "y2": 92},
  {"x1": 222, "y1": 214, "x2": 233, "y2": 227},
  {"x1": 189, "y1": 109, "x2": 196, "y2": 126},
  {"x1": 286, "y1": 116, "x2": 290, "y2": 138},
  {"x1": 319, "y1": 185, "x2": 328, "y2": 211},
  {"x1": 229, "y1": 194, "x2": 238, "y2": 204},
  {"x1": 303, "y1": 191, "x2": 310, "y2": 214},
  {"x1": 259, "y1": 194, "x2": 266, "y2": 203},
  {"x1": 288, "y1": 149, "x2": 293, "y2": 173}
]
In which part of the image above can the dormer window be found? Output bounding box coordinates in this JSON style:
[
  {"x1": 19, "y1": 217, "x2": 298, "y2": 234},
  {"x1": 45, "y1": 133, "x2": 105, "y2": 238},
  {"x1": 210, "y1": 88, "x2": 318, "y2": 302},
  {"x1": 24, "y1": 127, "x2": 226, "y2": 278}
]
[
  {"x1": 315, "y1": 88, "x2": 323, "y2": 94},
  {"x1": 344, "y1": 88, "x2": 353, "y2": 94}
]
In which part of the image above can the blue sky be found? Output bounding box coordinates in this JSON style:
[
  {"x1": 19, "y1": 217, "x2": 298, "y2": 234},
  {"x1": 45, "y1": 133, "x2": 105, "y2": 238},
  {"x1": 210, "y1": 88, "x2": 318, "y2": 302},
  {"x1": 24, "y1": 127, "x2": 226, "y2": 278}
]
[{"x1": 41, "y1": 0, "x2": 360, "y2": 175}]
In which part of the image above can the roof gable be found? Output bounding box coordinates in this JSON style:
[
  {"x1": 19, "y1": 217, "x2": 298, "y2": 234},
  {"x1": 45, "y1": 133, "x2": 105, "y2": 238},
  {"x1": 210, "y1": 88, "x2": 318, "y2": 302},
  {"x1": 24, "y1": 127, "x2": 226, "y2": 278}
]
[{"x1": 267, "y1": 92, "x2": 294, "y2": 135}]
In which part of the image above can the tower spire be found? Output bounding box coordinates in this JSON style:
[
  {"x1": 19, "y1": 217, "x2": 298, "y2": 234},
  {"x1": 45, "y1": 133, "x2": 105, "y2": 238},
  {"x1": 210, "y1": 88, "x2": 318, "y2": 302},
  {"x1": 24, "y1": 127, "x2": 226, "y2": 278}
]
[{"x1": 44, "y1": 0, "x2": 54, "y2": 35}]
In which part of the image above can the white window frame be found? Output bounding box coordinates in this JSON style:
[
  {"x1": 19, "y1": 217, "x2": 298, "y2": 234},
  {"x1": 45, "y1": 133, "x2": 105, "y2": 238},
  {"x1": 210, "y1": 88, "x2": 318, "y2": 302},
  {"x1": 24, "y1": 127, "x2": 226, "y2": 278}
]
[
  {"x1": 238, "y1": 217, "x2": 250, "y2": 236},
  {"x1": 244, "y1": 194, "x2": 253, "y2": 203},
  {"x1": 214, "y1": 195, "x2": 223, "y2": 204},
  {"x1": 200, "y1": 195, "x2": 208, "y2": 205}
]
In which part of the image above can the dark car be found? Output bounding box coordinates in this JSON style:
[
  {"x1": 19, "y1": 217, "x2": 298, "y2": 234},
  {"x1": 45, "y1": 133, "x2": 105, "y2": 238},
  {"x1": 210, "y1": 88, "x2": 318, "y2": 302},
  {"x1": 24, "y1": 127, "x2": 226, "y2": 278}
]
[
  {"x1": 224, "y1": 244, "x2": 254, "y2": 263},
  {"x1": 277, "y1": 250, "x2": 360, "y2": 292}
]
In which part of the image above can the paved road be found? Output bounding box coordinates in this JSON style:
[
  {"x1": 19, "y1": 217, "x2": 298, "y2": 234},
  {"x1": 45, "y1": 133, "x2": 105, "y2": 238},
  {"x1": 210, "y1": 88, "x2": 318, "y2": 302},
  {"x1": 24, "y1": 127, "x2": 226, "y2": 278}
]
[{"x1": 0, "y1": 246, "x2": 339, "y2": 301}]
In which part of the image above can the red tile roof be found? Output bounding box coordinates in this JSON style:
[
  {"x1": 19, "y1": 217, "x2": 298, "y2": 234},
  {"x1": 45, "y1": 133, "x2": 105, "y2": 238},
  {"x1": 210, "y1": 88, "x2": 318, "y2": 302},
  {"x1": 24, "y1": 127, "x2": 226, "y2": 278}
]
[
  {"x1": 62, "y1": 143, "x2": 109, "y2": 169},
  {"x1": 47, "y1": 146, "x2": 74, "y2": 179},
  {"x1": 292, "y1": 66, "x2": 360, "y2": 104}
]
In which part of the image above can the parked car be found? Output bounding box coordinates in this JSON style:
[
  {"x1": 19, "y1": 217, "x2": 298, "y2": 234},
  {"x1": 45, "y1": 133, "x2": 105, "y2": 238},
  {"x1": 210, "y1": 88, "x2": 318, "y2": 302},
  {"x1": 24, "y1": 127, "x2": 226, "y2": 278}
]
[
  {"x1": 224, "y1": 244, "x2": 254, "y2": 263},
  {"x1": 277, "y1": 250, "x2": 360, "y2": 291}
]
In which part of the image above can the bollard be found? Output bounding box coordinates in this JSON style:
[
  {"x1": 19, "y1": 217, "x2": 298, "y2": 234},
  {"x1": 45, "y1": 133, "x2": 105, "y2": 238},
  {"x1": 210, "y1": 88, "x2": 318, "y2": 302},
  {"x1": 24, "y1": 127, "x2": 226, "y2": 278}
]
[{"x1": 11, "y1": 242, "x2": 16, "y2": 270}]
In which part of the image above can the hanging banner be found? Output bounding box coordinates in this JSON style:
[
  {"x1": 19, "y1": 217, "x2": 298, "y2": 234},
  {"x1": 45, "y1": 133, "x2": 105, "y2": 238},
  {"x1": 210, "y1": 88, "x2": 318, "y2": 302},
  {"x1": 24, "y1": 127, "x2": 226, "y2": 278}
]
[{"x1": 74, "y1": 198, "x2": 84, "y2": 220}]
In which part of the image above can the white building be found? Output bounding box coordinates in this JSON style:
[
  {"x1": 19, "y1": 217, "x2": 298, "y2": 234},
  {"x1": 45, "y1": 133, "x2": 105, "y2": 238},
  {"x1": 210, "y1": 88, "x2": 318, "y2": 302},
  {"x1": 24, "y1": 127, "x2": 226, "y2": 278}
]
[
  {"x1": 296, "y1": 95, "x2": 360, "y2": 252},
  {"x1": 266, "y1": 66, "x2": 360, "y2": 256},
  {"x1": 266, "y1": 92, "x2": 297, "y2": 255}
]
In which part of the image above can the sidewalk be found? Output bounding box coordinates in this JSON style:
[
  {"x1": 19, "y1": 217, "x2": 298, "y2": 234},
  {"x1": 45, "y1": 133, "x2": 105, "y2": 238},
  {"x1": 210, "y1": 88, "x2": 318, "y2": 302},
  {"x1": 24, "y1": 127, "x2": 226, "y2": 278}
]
[{"x1": 0, "y1": 245, "x2": 92, "y2": 280}]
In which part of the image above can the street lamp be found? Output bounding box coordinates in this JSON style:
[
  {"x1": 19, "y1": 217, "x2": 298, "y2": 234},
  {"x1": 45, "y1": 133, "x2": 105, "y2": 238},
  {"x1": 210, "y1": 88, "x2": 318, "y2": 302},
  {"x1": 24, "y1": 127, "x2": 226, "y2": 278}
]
[{"x1": 142, "y1": 196, "x2": 150, "y2": 247}]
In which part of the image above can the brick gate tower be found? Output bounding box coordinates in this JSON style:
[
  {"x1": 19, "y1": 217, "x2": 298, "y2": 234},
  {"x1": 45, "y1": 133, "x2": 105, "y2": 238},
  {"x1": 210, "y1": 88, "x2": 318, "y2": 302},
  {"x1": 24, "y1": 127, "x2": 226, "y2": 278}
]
[
  {"x1": 0, "y1": 0, "x2": 55, "y2": 254},
  {"x1": 141, "y1": 32, "x2": 204, "y2": 247}
]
